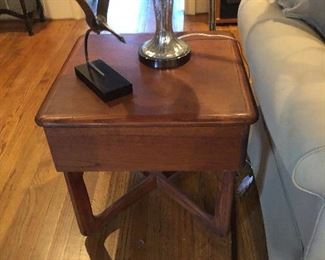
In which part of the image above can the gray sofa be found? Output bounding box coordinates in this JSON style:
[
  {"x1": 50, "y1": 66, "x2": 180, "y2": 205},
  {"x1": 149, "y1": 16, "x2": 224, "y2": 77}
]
[{"x1": 238, "y1": 0, "x2": 325, "y2": 259}]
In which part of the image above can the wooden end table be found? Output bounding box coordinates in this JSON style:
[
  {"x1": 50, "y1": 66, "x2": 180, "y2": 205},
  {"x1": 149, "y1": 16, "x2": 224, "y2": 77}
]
[{"x1": 36, "y1": 32, "x2": 257, "y2": 237}]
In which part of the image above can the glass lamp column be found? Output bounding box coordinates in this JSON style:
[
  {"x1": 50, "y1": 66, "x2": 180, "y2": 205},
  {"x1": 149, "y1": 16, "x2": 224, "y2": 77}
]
[{"x1": 138, "y1": 0, "x2": 191, "y2": 69}]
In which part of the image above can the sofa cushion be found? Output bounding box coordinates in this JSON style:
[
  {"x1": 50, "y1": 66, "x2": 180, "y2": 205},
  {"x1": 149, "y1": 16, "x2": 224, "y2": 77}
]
[{"x1": 276, "y1": 0, "x2": 325, "y2": 38}]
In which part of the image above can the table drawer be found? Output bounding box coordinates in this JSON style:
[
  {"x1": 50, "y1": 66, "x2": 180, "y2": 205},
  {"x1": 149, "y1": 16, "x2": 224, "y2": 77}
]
[{"x1": 45, "y1": 125, "x2": 249, "y2": 172}]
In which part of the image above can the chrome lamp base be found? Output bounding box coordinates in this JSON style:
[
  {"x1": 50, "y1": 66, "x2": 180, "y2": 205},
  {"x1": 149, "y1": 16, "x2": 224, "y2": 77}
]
[
  {"x1": 139, "y1": 38, "x2": 191, "y2": 69},
  {"x1": 138, "y1": 0, "x2": 191, "y2": 69}
]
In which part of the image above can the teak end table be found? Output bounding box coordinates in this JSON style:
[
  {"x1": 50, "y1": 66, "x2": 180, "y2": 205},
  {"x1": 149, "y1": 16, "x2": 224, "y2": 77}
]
[{"x1": 36, "y1": 32, "x2": 257, "y2": 237}]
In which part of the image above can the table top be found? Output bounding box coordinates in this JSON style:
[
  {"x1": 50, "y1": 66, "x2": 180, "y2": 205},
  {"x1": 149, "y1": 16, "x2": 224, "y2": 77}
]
[{"x1": 36, "y1": 32, "x2": 257, "y2": 128}]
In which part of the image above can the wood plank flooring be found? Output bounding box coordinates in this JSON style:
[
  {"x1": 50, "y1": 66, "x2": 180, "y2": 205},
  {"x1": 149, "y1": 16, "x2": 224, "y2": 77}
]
[{"x1": 0, "y1": 1, "x2": 267, "y2": 259}]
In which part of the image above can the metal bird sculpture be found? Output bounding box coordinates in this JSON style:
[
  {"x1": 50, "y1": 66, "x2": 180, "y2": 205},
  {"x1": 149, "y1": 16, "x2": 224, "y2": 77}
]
[
  {"x1": 75, "y1": 0, "x2": 125, "y2": 66},
  {"x1": 75, "y1": 0, "x2": 125, "y2": 42},
  {"x1": 73, "y1": 0, "x2": 132, "y2": 102}
]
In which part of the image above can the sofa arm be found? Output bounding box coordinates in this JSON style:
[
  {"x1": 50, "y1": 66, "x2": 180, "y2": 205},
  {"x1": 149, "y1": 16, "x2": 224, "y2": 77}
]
[
  {"x1": 293, "y1": 148, "x2": 325, "y2": 259},
  {"x1": 238, "y1": 1, "x2": 325, "y2": 258},
  {"x1": 305, "y1": 208, "x2": 325, "y2": 260},
  {"x1": 238, "y1": 0, "x2": 325, "y2": 181}
]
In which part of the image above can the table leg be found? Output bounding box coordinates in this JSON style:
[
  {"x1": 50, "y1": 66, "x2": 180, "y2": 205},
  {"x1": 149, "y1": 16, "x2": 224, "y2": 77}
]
[
  {"x1": 231, "y1": 196, "x2": 237, "y2": 260},
  {"x1": 18, "y1": 0, "x2": 33, "y2": 35},
  {"x1": 209, "y1": 0, "x2": 216, "y2": 30},
  {"x1": 64, "y1": 172, "x2": 156, "y2": 236},
  {"x1": 215, "y1": 171, "x2": 236, "y2": 236},
  {"x1": 156, "y1": 172, "x2": 235, "y2": 236},
  {"x1": 157, "y1": 173, "x2": 214, "y2": 225},
  {"x1": 64, "y1": 172, "x2": 96, "y2": 235},
  {"x1": 64, "y1": 171, "x2": 235, "y2": 237},
  {"x1": 35, "y1": 0, "x2": 45, "y2": 22}
]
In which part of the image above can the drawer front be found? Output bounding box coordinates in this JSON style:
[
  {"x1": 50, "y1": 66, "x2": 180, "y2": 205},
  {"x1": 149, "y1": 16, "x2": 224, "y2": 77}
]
[{"x1": 45, "y1": 126, "x2": 249, "y2": 172}]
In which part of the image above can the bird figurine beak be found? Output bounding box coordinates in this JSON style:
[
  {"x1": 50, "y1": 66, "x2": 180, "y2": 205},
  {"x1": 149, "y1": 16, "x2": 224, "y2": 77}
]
[{"x1": 96, "y1": 15, "x2": 126, "y2": 43}]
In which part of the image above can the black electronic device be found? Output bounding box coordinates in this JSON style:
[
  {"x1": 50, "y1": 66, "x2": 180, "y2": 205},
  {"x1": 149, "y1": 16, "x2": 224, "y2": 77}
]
[{"x1": 75, "y1": 59, "x2": 132, "y2": 102}]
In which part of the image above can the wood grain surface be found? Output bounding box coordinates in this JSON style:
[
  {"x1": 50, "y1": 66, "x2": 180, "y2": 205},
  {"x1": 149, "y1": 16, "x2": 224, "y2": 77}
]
[
  {"x1": 0, "y1": 0, "x2": 267, "y2": 259},
  {"x1": 36, "y1": 33, "x2": 257, "y2": 127},
  {"x1": 44, "y1": 123, "x2": 247, "y2": 173}
]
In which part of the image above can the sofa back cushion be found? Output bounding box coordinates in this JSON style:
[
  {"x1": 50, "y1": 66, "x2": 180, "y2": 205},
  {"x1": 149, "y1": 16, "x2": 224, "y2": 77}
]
[{"x1": 277, "y1": 0, "x2": 325, "y2": 38}]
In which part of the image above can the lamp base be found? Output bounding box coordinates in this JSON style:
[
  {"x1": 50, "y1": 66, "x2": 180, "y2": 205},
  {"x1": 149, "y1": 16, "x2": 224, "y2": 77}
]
[
  {"x1": 75, "y1": 59, "x2": 132, "y2": 102},
  {"x1": 138, "y1": 50, "x2": 191, "y2": 69},
  {"x1": 138, "y1": 34, "x2": 191, "y2": 70}
]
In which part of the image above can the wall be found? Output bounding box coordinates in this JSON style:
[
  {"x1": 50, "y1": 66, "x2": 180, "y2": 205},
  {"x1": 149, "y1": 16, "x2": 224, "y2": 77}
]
[
  {"x1": 185, "y1": 0, "x2": 209, "y2": 15},
  {"x1": 42, "y1": 0, "x2": 208, "y2": 19},
  {"x1": 42, "y1": 0, "x2": 84, "y2": 19},
  {"x1": 196, "y1": 0, "x2": 208, "y2": 13}
]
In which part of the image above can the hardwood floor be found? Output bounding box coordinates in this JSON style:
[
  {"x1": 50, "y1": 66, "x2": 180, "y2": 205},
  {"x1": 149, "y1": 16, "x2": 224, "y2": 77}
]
[{"x1": 0, "y1": 1, "x2": 267, "y2": 259}]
